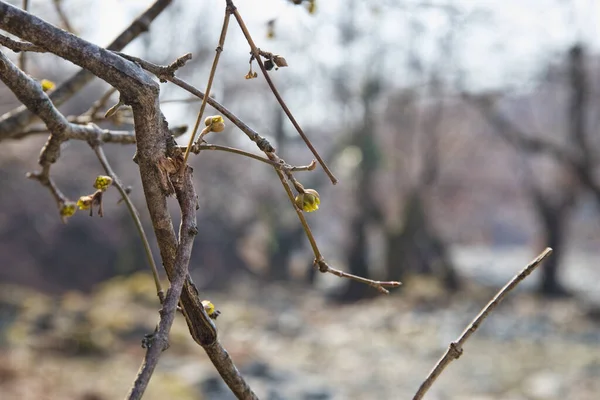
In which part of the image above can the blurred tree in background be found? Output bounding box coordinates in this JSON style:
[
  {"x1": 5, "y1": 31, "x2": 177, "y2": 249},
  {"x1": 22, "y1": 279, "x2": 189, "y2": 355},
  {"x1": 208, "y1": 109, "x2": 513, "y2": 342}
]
[{"x1": 0, "y1": 0, "x2": 599, "y2": 301}]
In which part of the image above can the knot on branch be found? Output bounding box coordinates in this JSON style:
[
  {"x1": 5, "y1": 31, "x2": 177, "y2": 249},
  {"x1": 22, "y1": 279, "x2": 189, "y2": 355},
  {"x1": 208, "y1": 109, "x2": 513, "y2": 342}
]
[
  {"x1": 256, "y1": 137, "x2": 275, "y2": 153},
  {"x1": 449, "y1": 342, "x2": 463, "y2": 359},
  {"x1": 315, "y1": 258, "x2": 328, "y2": 273}
]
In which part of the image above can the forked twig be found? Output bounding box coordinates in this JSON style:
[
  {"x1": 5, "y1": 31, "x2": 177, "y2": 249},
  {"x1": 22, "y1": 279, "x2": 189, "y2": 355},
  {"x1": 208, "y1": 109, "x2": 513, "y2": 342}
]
[
  {"x1": 412, "y1": 247, "x2": 553, "y2": 400},
  {"x1": 315, "y1": 259, "x2": 401, "y2": 294},
  {"x1": 228, "y1": 0, "x2": 338, "y2": 185}
]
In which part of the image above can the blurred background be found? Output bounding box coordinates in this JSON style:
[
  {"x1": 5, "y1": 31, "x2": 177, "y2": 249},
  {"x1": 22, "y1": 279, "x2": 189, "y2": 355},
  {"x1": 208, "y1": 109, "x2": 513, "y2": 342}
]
[{"x1": 0, "y1": 0, "x2": 599, "y2": 399}]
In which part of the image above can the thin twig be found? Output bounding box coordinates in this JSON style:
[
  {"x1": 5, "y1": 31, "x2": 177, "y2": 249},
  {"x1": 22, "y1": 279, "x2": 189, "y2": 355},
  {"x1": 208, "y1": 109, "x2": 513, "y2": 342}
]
[
  {"x1": 316, "y1": 259, "x2": 401, "y2": 294},
  {"x1": 92, "y1": 144, "x2": 166, "y2": 304},
  {"x1": 184, "y1": 143, "x2": 281, "y2": 167},
  {"x1": 160, "y1": 97, "x2": 201, "y2": 105},
  {"x1": 85, "y1": 87, "x2": 118, "y2": 119},
  {"x1": 26, "y1": 170, "x2": 69, "y2": 216},
  {"x1": 228, "y1": 0, "x2": 338, "y2": 185},
  {"x1": 289, "y1": 160, "x2": 317, "y2": 171},
  {"x1": 412, "y1": 247, "x2": 553, "y2": 400},
  {"x1": 181, "y1": 5, "x2": 231, "y2": 170},
  {"x1": 275, "y1": 161, "x2": 400, "y2": 293},
  {"x1": 128, "y1": 53, "x2": 400, "y2": 293}
]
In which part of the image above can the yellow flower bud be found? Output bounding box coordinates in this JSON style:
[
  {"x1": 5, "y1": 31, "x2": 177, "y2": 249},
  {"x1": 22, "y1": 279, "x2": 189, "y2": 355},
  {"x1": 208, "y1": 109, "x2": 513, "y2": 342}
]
[
  {"x1": 202, "y1": 300, "x2": 221, "y2": 319},
  {"x1": 295, "y1": 188, "x2": 320, "y2": 212},
  {"x1": 77, "y1": 195, "x2": 93, "y2": 210},
  {"x1": 40, "y1": 79, "x2": 55, "y2": 92},
  {"x1": 93, "y1": 175, "x2": 113, "y2": 191},
  {"x1": 204, "y1": 115, "x2": 225, "y2": 133},
  {"x1": 60, "y1": 202, "x2": 77, "y2": 217}
]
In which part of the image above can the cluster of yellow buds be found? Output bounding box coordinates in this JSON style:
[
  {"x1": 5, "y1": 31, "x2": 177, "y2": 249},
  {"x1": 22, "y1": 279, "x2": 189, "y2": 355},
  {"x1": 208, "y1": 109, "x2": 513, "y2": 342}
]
[
  {"x1": 93, "y1": 175, "x2": 113, "y2": 192},
  {"x1": 60, "y1": 202, "x2": 77, "y2": 218},
  {"x1": 76, "y1": 195, "x2": 94, "y2": 211}
]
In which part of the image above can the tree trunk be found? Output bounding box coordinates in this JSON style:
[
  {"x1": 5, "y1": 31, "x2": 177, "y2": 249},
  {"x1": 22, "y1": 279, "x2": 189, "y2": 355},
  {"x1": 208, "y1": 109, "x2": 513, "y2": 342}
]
[
  {"x1": 385, "y1": 188, "x2": 459, "y2": 290},
  {"x1": 534, "y1": 191, "x2": 571, "y2": 297}
]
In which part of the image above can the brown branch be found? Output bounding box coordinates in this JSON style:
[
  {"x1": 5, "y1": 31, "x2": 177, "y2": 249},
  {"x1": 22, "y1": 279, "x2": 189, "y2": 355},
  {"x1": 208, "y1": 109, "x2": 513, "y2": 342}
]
[
  {"x1": 315, "y1": 259, "x2": 401, "y2": 294},
  {"x1": 228, "y1": 0, "x2": 338, "y2": 185},
  {"x1": 0, "y1": 0, "x2": 174, "y2": 141},
  {"x1": 412, "y1": 247, "x2": 553, "y2": 400},
  {"x1": 1, "y1": 5, "x2": 256, "y2": 398}
]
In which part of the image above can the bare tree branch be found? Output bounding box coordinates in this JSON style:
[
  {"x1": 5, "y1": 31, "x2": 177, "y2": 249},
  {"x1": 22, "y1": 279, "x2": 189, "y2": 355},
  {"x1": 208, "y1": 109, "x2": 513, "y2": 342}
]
[
  {"x1": 125, "y1": 51, "x2": 401, "y2": 294},
  {"x1": 463, "y1": 92, "x2": 600, "y2": 207},
  {"x1": 0, "y1": 3, "x2": 257, "y2": 398},
  {"x1": 0, "y1": 0, "x2": 174, "y2": 141},
  {"x1": 413, "y1": 247, "x2": 553, "y2": 400}
]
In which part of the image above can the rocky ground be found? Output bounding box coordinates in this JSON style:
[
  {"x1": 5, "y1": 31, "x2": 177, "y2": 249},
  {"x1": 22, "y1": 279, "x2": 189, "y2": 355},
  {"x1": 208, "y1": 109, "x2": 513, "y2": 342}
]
[{"x1": 0, "y1": 269, "x2": 598, "y2": 400}]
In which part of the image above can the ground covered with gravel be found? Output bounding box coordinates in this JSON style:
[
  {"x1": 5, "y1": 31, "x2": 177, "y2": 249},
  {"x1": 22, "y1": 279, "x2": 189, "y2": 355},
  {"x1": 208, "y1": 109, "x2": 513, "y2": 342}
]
[{"x1": 0, "y1": 270, "x2": 598, "y2": 400}]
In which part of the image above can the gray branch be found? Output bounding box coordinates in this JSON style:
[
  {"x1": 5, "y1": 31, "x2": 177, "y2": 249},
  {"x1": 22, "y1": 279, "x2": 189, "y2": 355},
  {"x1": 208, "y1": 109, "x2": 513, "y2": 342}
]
[{"x1": 0, "y1": 0, "x2": 174, "y2": 141}]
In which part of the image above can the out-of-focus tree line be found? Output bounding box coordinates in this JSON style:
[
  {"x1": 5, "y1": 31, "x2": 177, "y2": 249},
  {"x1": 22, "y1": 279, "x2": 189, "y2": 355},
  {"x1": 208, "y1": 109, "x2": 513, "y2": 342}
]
[{"x1": 1, "y1": 0, "x2": 599, "y2": 301}]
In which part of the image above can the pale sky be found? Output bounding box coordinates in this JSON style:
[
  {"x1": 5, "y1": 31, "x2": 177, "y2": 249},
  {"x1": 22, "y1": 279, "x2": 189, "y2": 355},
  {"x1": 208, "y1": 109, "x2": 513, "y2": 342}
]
[{"x1": 81, "y1": 0, "x2": 600, "y2": 92}]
